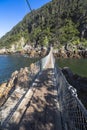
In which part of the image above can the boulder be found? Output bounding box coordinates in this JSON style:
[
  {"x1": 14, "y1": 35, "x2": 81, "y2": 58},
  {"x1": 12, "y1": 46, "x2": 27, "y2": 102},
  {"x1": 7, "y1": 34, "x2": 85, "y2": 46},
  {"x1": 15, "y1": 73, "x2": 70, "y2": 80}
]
[
  {"x1": 0, "y1": 83, "x2": 7, "y2": 98},
  {"x1": 62, "y1": 67, "x2": 74, "y2": 85},
  {"x1": 29, "y1": 50, "x2": 36, "y2": 57},
  {"x1": 11, "y1": 70, "x2": 18, "y2": 78},
  {"x1": 62, "y1": 67, "x2": 87, "y2": 91}
]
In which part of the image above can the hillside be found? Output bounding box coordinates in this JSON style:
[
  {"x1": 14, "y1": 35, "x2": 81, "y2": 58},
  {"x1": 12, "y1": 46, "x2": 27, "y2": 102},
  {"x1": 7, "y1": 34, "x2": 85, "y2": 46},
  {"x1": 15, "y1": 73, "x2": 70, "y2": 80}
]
[{"x1": 0, "y1": 0, "x2": 87, "y2": 49}]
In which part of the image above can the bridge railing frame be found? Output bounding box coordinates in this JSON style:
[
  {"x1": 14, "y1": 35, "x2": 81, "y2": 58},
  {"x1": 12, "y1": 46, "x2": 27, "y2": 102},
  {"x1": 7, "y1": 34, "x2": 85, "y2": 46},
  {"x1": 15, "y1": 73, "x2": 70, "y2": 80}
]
[
  {"x1": 30, "y1": 49, "x2": 87, "y2": 130},
  {"x1": 55, "y1": 65, "x2": 87, "y2": 130},
  {"x1": 32, "y1": 47, "x2": 54, "y2": 73}
]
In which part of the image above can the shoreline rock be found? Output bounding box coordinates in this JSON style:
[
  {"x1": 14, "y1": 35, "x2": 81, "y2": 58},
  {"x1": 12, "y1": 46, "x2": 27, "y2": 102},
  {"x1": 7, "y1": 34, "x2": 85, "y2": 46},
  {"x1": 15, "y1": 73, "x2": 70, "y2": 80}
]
[
  {"x1": 0, "y1": 64, "x2": 39, "y2": 107},
  {"x1": 0, "y1": 68, "x2": 29, "y2": 106},
  {"x1": 0, "y1": 47, "x2": 87, "y2": 59}
]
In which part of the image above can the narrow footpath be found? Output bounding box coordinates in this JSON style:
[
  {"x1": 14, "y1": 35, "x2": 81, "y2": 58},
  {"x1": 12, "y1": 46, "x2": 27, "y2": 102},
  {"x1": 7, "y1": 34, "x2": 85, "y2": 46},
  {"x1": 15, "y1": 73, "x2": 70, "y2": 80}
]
[{"x1": 18, "y1": 69, "x2": 62, "y2": 130}]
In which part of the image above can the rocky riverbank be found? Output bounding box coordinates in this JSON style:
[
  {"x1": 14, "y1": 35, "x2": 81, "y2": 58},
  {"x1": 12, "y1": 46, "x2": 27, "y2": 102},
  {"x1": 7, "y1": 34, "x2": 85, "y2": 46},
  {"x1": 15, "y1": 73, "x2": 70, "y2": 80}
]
[
  {"x1": 0, "y1": 44, "x2": 87, "y2": 58},
  {"x1": 0, "y1": 63, "x2": 39, "y2": 107}
]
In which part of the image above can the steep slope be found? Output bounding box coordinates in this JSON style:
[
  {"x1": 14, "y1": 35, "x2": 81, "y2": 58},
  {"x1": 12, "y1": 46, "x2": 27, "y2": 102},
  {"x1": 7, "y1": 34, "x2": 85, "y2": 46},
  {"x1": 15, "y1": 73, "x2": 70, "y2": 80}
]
[{"x1": 0, "y1": 0, "x2": 87, "y2": 49}]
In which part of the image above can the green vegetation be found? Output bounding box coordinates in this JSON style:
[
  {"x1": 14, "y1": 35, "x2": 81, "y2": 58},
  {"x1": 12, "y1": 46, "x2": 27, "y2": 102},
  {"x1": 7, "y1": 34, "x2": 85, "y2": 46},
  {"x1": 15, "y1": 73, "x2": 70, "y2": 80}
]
[
  {"x1": 58, "y1": 19, "x2": 79, "y2": 44},
  {"x1": 0, "y1": 0, "x2": 87, "y2": 48}
]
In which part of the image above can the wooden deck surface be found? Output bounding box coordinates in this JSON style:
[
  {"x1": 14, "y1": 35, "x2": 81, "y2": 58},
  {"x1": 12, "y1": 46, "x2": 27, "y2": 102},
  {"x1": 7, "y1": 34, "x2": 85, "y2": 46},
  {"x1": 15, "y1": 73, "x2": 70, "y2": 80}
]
[{"x1": 18, "y1": 69, "x2": 62, "y2": 130}]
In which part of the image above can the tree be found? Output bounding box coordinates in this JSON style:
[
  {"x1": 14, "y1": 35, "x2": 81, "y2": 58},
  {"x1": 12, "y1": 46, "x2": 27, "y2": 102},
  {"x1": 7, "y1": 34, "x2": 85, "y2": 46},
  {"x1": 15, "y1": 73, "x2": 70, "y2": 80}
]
[{"x1": 58, "y1": 19, "x2": 79, "y2": 44}]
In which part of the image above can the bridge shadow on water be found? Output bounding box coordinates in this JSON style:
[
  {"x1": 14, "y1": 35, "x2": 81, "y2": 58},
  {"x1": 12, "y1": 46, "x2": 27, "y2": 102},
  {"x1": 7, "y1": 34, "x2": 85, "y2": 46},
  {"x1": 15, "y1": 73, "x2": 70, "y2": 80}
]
[{"x1": 7, "y1": 68, "x2": 61, "y2": 130}]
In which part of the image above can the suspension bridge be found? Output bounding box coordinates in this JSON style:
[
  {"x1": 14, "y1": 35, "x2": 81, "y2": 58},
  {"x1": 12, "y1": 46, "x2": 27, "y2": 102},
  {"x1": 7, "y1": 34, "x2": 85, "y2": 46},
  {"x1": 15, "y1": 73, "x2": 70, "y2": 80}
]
[{"x1": 0, "y1": 47, "x2": 87, "y2": 130}]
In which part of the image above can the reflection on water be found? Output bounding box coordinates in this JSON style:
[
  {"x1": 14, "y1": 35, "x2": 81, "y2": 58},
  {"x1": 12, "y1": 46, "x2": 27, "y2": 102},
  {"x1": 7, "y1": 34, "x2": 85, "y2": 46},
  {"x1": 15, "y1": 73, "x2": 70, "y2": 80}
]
[{"x1": 0, "y1": 55, "x2": 87, "y2": 84}]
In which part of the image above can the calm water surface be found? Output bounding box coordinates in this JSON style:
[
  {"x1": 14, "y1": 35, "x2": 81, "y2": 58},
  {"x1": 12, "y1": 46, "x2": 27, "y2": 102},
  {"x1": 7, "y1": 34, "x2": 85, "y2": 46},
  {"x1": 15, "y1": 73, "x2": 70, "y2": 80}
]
[
  {"x1": 57, "y1": 58, "x2": 87, "y2": 77},
  {"x1": 0, "y1": 55, "x2": 37, "y2": 84},
  {"x1": 0, "y1": 55, "x2": 87, "y2": 84}
]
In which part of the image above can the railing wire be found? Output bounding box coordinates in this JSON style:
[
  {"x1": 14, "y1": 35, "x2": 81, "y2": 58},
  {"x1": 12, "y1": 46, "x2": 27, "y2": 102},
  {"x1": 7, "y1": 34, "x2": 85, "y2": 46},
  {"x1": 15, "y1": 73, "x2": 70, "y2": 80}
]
[{"x1": 55, "y1": 66, "x2": 87, "y2": 130}]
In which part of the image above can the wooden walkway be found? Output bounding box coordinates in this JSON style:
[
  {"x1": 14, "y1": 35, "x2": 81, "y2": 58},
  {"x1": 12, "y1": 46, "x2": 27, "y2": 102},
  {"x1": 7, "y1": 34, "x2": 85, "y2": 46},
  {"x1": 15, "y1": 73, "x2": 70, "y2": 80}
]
[{"x1": 18, "y1": 69, "x2": 62, "y2": 130}]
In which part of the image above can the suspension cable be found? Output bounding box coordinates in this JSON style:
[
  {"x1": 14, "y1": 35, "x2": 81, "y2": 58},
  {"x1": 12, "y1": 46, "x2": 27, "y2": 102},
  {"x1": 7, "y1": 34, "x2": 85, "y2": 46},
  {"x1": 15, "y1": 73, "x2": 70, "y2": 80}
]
[{"x1": 25, "y1": 0, "x2": 32, "y2": 12}]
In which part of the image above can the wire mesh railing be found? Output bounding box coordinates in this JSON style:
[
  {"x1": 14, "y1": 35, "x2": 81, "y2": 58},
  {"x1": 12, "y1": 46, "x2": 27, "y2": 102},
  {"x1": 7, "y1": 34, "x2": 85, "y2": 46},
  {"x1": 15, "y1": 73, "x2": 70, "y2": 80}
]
[
  {"x1": 55, "y1": 66, "x2": 87, "y2": 130},
  {"x1": 31, "y1": 49, "x2": 53, "y2": 73},
  {"x1": 33, "y1": 49, "x2": 87, "y2": 130}
]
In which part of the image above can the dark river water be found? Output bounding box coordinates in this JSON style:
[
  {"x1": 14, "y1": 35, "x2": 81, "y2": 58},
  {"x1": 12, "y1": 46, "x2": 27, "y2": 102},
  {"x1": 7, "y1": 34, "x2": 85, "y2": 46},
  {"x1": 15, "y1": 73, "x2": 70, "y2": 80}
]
[{"x1": 0, "y1": 55, "x2": 87, "y2": 84}]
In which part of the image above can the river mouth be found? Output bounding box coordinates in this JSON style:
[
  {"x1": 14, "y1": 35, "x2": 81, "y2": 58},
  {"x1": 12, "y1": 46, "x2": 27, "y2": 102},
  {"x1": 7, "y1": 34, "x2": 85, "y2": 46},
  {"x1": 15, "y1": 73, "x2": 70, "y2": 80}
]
[{"x1": 0, "y1": 55, "x2": 87, "y2": 84}]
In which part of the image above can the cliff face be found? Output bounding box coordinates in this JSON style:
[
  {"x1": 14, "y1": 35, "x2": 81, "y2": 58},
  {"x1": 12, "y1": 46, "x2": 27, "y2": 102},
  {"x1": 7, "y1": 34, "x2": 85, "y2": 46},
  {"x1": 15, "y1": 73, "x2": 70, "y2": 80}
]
[{"x1": 0, "y1": 0, "x2": 87, "y2": 49}]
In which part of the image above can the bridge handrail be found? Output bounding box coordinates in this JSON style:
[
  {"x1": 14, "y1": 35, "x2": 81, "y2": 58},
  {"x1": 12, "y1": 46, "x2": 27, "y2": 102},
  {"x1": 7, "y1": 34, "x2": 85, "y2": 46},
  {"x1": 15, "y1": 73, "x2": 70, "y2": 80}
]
[
  {"x1": 55, "y1": 65, "x2": 87, "y2": 130},
  {"x1": 28, "y1": 49, "x2": 87, "y2": 130},
  {"x1": 32, "y1": 48, "x2": 54, "y2": 73},
  {"x1": 32, "y1": 49, "x2": 87, "y2": 130}
]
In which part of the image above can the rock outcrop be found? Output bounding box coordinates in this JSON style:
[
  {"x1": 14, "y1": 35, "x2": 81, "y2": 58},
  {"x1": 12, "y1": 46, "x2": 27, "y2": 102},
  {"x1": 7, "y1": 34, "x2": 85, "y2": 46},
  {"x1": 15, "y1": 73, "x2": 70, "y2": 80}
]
[
  {"x1": 0, "y1": 43, "x2": 87, "y2": 59},
  {"x1": 0, "y1": 64, "x2": 39, "y2": 107}
]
